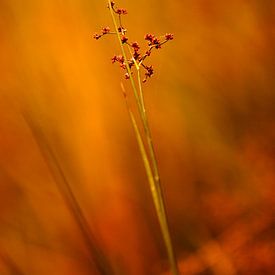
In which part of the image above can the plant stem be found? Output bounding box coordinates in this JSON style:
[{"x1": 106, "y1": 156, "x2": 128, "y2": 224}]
[
  {"x1": 108, "y1": 2, "x2": 179, "y2": 274},
  {"x1": 136, "y1": 70, "x2": 179, "y2": 275}
]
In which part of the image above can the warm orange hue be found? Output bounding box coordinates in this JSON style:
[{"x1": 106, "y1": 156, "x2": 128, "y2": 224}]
[{"x1": 0, "y1": 0, "x2": 274, "y2": 274}]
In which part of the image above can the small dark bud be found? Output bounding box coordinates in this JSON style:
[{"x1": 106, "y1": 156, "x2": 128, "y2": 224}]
[
  {"x1": 101, "y1": 27, "x2": 111, "y2": 34},
  {"x1": 152, "y1": 37, "x2": 160, "y2": 45},
  {"x1": 120, "y1": 63, "x2": 126, "y2": 70},
  {"x1": 143, "y1": 65, "x2": 154, "y2": 82},
  {"x1": 111, "y1": 55, "x2": 117, "y2": 63},
  {"x1": 165, "y1": 33, "x2": 174, "y2": 40},
  {"x1": 133, "y1": 51, "x2": 140, "y2": 60},
  {"x1": 117, "y1": 55, "x2": 124, "y2": 63},
  {"x1": 145, "y1": 65, "x2": 154, "y2": 77},
  {"x1": 144, "y1": 33, "x2": 154, "y2": 42},
  {"x1": 131, "y1": 42, "x2": 140, "y2": 52},
  {"x1": 128, "y1": 60, "x2": 134, "y2": 68},
  {"x1": 93, "y1": 33, "x2": 102, "y2": 40},
  {"x1": 121, "y1": 35, "x2": 128, "y2": 44},
  {"x1": 118, "y1": 27, "x2": 127, "y2": 33},
  {"x1": 111, "y1": 55, "x2": 124, "y2": 65},
  {"x1": 108, "y1": 1, "x2": 115, "y2": 9},
  {"x1": 116, "y1": 8, "x2": 127, "y2": 15}
]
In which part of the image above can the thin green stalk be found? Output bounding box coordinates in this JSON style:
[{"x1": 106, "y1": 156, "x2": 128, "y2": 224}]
[
  {"x1": 136, "y1": 71, "x2": 179, "y2": 275},
  {"x1": 121, "y1": 83, "x2": 163, "y2": 217},
  {"x1": 137, "y1": 68, "x2": 146, "y2": 113},
  {"x1": 122, "y1": 85, "x2": 178, "y2": 274},
  {"x1": 123, "y1": 75, "x2": 178, "y2": 275},
  {"x1": 108, "y1": 1, "x2": 179, "y2": 274}
]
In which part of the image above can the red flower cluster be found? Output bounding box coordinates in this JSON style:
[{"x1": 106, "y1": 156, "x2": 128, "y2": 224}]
[
  {"x1": 93, "y1": 26, "x2": 111, "y2": 40},
  {"x1": 131, "y1": 42, "x2": 140, "y2": 52},
  {"x1": 94, "y1": 1, "x2": 173, "y2": 83},
  {"x1": 111, "y1": 55, "x2": 124, "y2": 64},
  {"x1": 116, "y1": 8, "x2": 127, "y2": 15},
  {"x1": 145, "y1": 34, "x2": 161, "y2": 47}
]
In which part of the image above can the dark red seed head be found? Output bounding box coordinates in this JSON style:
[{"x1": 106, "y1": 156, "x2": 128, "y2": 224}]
[
  {"x1": 152, "y1": 37, "x2": 160, "y2": 45},
  {"x1": 144, "y1": 33, "x2": 154, "y2": 42},
  {"x1": 118, "y1": 27, "x2": 127, "y2": 33},
  {"x1": 145, "y1": 65, "x2": 154, "y2": 77},
  {"x1": 116, "y1": 8, "x2": 127, "y2": 15},
  {"x1": 165, "y1": 33, "x2": 174, "y2": 40},
  {"x1": 111, "y1": 55, "x2": 117, "y2": 63},
  {"x1": 121, "y1": 35, "x2": 128, "y2": 44},
  {"x1": 128, "y1": 60, "x2": 134, "y2": 68},
  {"x1": 133, "y1": 51, "x2": 140, "y2": 60},
  {"x1": 108, "y1": 1, "x2": 115, "y2": 9},
  {"x1": 116, "y1": 55, "x2": 124, "y2": 63},
  {"x1": 131, "y1": 42, "x2": 140, "y2": 52},
  {"x1": 111, "y1": 55, "x2": 124, "y2": 65},
  {"x1": 101, "y1": 27, "x2": 111, "y2": 34},
  {"x1": 93, "y1": 33, "x2": 102, "y2": 40}
]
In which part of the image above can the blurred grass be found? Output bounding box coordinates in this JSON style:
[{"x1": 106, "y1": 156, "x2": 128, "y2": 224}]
[{"x1": 0, "y1": 0, "x2": 275, "y2": 274}]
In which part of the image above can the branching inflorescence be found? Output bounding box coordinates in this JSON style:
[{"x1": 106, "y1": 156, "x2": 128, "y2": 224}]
[
  {"x1": 94, "y1": 2, "x2": 178, "y2": 275},
  {"x1": 93, "y1": 1, "x2": 173, "y2": 83}
]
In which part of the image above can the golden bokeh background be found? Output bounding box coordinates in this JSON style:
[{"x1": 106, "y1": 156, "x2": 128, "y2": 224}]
[{"x1": 0, "y1": 0, "x2": 274, "y2": 274}]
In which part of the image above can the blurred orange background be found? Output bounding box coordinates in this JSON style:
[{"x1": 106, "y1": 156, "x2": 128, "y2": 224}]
[{"x1": 0, "y1": 0, "x2": 274, "y2": 274}]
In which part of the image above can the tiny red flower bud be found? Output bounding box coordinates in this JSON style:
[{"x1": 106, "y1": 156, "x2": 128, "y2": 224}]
[
  {"x1": 133, "y1": 51, "x2": 140, "y2": 60},
  {"x1": 121, "y1": 35, "x2": 128, "y2": 44},
  {"x1": 101, "y1": 27, "x2": 111, "y2": 34},
  {"x1": 112, "y1": 55, "x2": 124, "y2": 67},
  {"x1": 131, "y1": 42, "x2": 140, "y2": 52},
  {"x1": 128, "y1": 60, "x2": 134, "y2": 68},
  {"x1": 145, "y1": 65, "x2": 154, "y2": 77},
  {"x1": 93, "y1": 33, "x2": 102, "y2": 40},
  {"x1": 144, "y1": 33, "x2": 154, "y2": 42},
  {"x1": 116, "y1": 55, "x2": 124, "y2": 63},
  {"x1": 165, "y1": 33, "x2": 174, "y2": 40},
  {"x1": 108, "y1": 1, "x2": 115, "y2": 9},
  {"x1": 111, "y1": 55, "x2": 117, "y2": 63},
  {"x1": 125, "y1": 73, "x2": 130, "y2": 79},
  {"x1": 116, "y1": 8, "x2": 127, "y2": 15},
  {"x1": 120, "y1": 63, "x2": 126, "y2": 69},
  {"x1": 143, "y1": 65, "x2": 154, "y2": 82},
  {"x1": 152, "y1": 37, "x2": 160, "y2": 45},
  {"x1": 118, "y1": 27, "x2": 127, "y2": 33}
]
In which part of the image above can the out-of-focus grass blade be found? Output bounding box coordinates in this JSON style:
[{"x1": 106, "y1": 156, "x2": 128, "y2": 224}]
[
  {"x1": 0, "y1": 252, "x2": 25, "y2": 275},
  {"x1": 22, "y1": 112, "x2": 114, "y2": 275}
]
